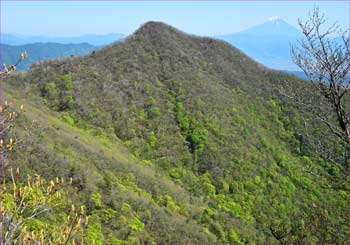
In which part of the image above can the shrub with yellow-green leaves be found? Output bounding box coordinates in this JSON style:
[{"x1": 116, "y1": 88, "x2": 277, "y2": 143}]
[
  {"x1": 0, "y1": 101, "x2": 88, "y2": 244},
  {"x1": 1, "y1": 168, "x2": 88, "y2": 244}
]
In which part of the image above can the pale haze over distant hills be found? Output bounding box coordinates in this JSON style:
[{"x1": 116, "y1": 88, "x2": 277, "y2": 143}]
[
  {"x1": 1, "y1": 33, "x2": 125, "y2": 46},
  {"x1": 1, "y1": 18, "x2": 340, "y2": 72}
]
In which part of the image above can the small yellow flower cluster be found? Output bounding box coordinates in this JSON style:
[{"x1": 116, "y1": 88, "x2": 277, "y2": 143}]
[{"x1": 0, "y1": 138, "x2": 15, "y2": 151}]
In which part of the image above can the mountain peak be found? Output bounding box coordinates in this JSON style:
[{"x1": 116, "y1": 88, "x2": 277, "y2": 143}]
[
  {"x1": 139, "y1": 21, "x2": 170, "y2": 29},
  {"x1": 145, "y1": 21, "x2": 168, "y2": 26},
  {"x1": 134, "y1": 21, "x2": 178, "y2": 36},
  {"x1": 267, "y1": 16, "x2": 284, "y2": 23}
]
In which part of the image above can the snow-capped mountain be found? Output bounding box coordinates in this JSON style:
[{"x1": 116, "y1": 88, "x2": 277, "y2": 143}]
[{"x1": 217, "y1": 18, "x2": 303, "y2": 70}]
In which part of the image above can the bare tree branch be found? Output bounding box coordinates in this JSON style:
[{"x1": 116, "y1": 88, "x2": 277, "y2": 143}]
[{"x1": 291, "y1": 7, "x2": 350, "y2": 173}]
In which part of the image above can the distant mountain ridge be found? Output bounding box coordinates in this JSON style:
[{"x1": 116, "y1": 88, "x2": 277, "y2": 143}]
[
  {"x1": 2, "y1": 33, "x2": 125, "y2": 46},
  {"x1": 1, "y1": 19, "x2": 306, "y2": 71},
  {"x1": 1, "y1": 42, "x2": 98, "y2": 70},
  {"x1": 2, "y1": 19, "x2": 341, "y2": 73}
]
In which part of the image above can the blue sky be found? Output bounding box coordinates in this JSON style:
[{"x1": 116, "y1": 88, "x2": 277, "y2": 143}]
[{"x1": 1, "y1": 1, "x2": 349, "y2": 36}]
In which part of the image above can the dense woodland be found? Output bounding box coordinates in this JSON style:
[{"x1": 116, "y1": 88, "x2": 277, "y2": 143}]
[{"x1": 2, "y1": 21, "x2": 349, "y2": 243}]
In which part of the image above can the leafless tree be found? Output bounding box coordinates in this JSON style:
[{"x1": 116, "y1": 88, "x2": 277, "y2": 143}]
[{"x1": 291, "y1": 7, "x2": 350, "y2": 173}]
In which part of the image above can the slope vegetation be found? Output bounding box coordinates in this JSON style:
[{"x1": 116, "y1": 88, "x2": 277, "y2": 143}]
[{"x1": 5, "y1": 21, "x2": 349, "y2": 243}]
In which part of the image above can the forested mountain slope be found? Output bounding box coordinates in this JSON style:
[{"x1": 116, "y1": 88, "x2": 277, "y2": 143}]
[{"x1": 5, "y1": 21, "x2": 349, "y2": 244}]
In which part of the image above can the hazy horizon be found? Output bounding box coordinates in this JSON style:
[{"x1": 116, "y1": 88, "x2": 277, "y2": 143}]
[{"x1": 2, "y1": 1, "x2": 349, "y2": 37}]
